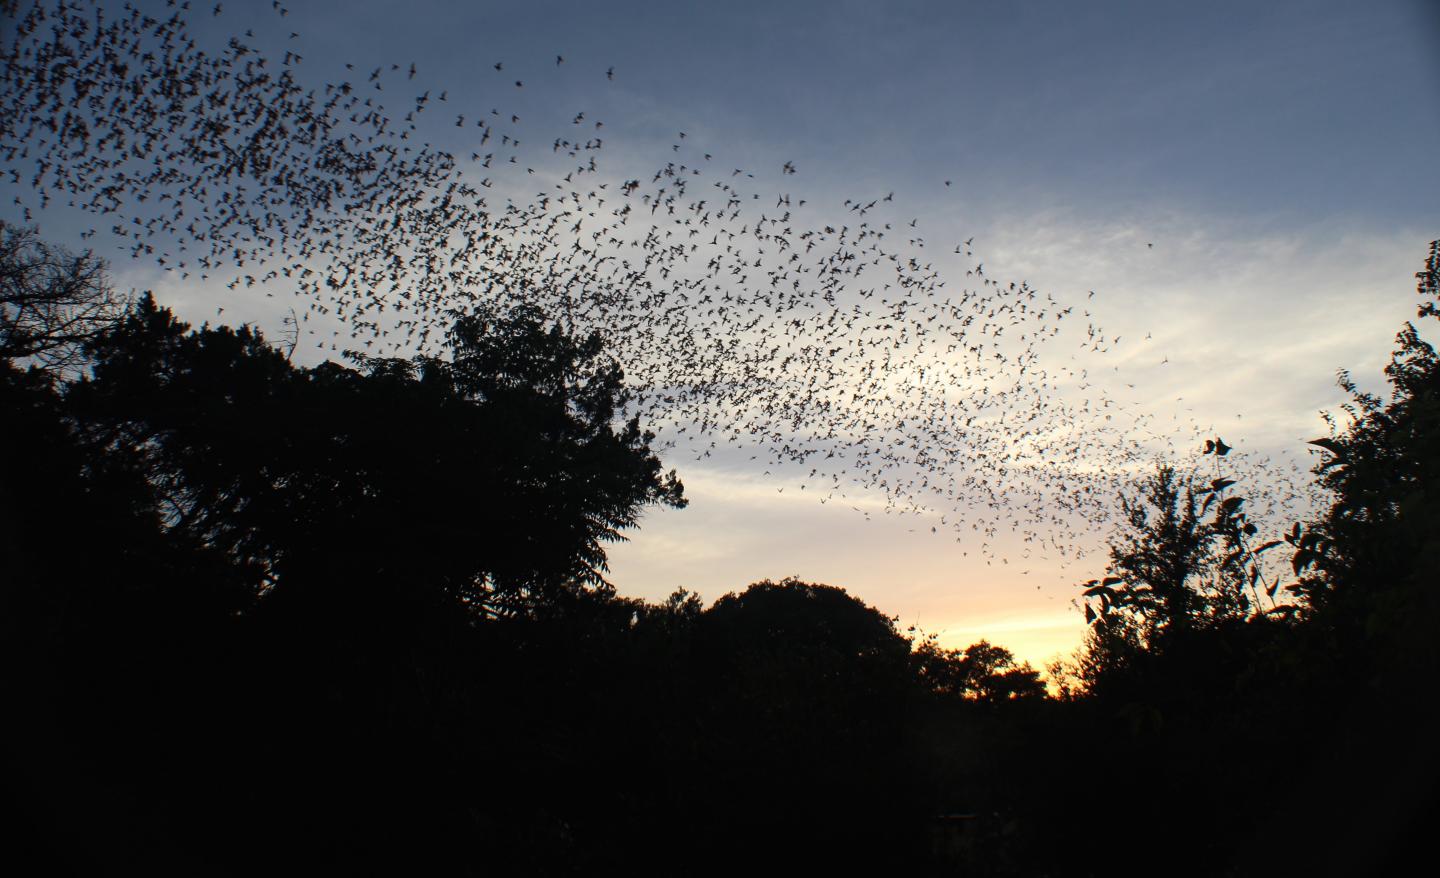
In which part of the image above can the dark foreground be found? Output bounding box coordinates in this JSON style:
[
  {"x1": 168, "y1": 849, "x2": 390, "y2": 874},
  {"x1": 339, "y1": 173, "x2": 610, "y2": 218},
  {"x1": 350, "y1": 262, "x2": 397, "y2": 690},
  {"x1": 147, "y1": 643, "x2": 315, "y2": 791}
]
[{"x1": 3, "y1": 237, "x2": 1438, "y2": 875}]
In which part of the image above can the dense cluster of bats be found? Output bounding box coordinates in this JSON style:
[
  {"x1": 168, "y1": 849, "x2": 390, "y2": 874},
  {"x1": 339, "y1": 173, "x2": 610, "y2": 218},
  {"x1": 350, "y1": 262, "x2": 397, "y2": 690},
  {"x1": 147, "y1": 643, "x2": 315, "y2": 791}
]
[{"x1": 2, "y1": 0, "x2": 1313, "y2": 567}]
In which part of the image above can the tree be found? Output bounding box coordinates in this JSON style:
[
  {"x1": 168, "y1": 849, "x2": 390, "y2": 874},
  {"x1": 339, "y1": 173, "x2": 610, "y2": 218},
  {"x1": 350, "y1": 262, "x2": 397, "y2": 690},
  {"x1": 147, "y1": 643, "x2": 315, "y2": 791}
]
[
  {"x1": 417, "y1": 303, "x2": 687, "y2": 605},
  {"x1": 0, "y1": 222, "x2": 125, "y2": 374},
  {"x1": 64, "y1": 293, "x2": 685, "y2": 616},
  {"x1": 687, "y1": 578, "x2": 918, "y2": 858},
  {"x1": 1051, "y1": 433, "x2": 1312, "y2": 717},
  {"x1": 911, "y1": 638, "x2": 1045, "y2": 702},
  {"x1": 1288, "y1": 240, "x2": 1440, "y2": 681},
  {"x1": 1073, "y1": 459, "x2": 1262, "y2": 682},
  {"x1": 3, "y1": 286, "x2": 694, "y2": 872}
]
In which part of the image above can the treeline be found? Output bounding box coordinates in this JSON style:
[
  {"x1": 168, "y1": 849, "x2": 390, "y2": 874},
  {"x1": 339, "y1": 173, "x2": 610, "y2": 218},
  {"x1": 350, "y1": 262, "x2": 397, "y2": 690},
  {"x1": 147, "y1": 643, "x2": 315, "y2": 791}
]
[{"x1": 2, "y1": 224, "x2": 1437, "y2": 875}]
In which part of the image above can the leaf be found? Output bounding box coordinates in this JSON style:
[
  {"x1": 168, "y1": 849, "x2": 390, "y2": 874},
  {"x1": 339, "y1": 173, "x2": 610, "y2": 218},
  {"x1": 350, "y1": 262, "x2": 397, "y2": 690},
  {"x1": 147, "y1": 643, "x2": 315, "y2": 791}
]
[
  {"x1": 1210, "y1": 478, "x2": 1235, "y2": 492},
  {"x1": 1307, "y1": 437, "x2": 1343, "y2": 456},
  {"x1": 1203, "y1": 439, "x2": 1215, "y2": 454},
  {"x1": 1214, "y1": 438, "x2": 1232, "y2": 456},
  {"x1": 1292, "y1": 549, "x2": 1314, "y2": 574},
  {"x1": 1102, "y1": 576, "x2": 1124, "y2": 586},
  {"x1": 1085, "y1": 603, "x2": 1096, "y2": 624},
  {"x1": 1254, "y1": 540, "x2": 1282, "y2": 554}
]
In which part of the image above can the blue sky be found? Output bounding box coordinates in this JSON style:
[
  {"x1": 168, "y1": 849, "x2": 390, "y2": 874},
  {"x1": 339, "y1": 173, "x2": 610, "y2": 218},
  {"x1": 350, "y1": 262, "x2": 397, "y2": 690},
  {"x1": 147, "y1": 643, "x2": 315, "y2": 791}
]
[
  {"x1": 6, "y1": 0, "x2": 1437, "y2": 665},
  {"x1": 276, "y1": 0, "x2": 1439, "y2": 220}
]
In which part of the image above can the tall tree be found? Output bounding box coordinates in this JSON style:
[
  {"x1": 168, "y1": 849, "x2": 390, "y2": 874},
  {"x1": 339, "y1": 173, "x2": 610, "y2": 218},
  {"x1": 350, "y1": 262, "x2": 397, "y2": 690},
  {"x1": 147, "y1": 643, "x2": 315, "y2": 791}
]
[
  {"x1": 1289, "y1": 240, "x2": 1440, "y2": 679},
  {"x1": 0, "y1": 222, "x2": 124, "y2": 374},
  {"x1": 64, "y1": 294, "x2": 685, "y2": 615}
]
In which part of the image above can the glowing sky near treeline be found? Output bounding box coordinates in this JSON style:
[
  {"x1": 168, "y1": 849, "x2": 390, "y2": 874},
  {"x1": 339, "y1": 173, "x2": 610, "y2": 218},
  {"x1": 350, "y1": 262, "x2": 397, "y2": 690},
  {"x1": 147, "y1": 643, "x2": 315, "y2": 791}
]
[{"x1": 6, "y1": 0, "x2": 1437, "y2": 667}]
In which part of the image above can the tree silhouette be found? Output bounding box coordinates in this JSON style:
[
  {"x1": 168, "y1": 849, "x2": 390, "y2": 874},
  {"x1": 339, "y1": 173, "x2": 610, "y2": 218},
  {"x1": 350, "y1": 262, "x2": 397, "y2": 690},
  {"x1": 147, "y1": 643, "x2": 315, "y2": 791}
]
[
  {"x1": 683, "y1": 578, "x2": 919, "y2": 865},
  {"x1": 3, "y1": 275, "x2": 692, "y2": 872},
  {"x1": 1066, "y1": 452, "x2": 1282, "y2": 696},
  {"x1": 1285, "y1": 240, "x2": 1440, "y2": 686},
  {"x1": 912, "y1": 637, "x2": 1045, "y2": 702},
  {"x1": 0, "y1": 222, "x2": 125, "y2": 374},
  {"x1": 61, "y1": 294, "x2": 685, "y2": 617}
]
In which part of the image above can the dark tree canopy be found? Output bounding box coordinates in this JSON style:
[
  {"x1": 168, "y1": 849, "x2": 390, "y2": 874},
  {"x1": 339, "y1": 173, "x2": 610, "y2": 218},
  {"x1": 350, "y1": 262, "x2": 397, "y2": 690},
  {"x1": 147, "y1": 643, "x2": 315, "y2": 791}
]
[
  {"x1": 0, "y1": 222, "x2": 125, "y2": 373},
  {"x1": 62, "y1": 293, "x2": 685, "y2": 616},
  {"x1": 1285, "y1": 249, "x2": 1440, "y2": 684},
  {"x1": 4, "y1": 234, "x2": 1440, "y2": 875},
  {"x1": 912, "y1": 637, "x2": 1045, "y2": 702},
  {"x1": 1047, "y1": 243, "x2": 1440, "y2": 877}
]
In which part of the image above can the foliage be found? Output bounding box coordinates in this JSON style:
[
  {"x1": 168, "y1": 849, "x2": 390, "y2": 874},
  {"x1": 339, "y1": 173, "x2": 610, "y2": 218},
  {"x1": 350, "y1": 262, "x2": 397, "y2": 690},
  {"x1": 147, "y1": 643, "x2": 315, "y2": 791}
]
[
  {"x1": 912, "y1": 637, "x2": 1045, "y2": 702},
  {"x1": 695, "y1": 577, "x2": 914, "y2": 761},
  {"x1": 1071, "y1": 447, "x2": 1283, "y2": 694},
  {"x1": 1285, "y1": 241, "x2": 1440, "y2": 686},
  {"x1": 7, "y1": 234, "x2": 1440, "y2": 874},
  {"x1": 1074, "y1": 242, "x2": 1440, "y2": 690},
  {"x1": 0, "y1": 222, "x2": 125, "y2": 374},
  {"x1": 62, "y1": 293, "x2": 685, "y2": 614},
  {"x1": 1045, "y1": 242, "x2": 1440, "y2": 876}
]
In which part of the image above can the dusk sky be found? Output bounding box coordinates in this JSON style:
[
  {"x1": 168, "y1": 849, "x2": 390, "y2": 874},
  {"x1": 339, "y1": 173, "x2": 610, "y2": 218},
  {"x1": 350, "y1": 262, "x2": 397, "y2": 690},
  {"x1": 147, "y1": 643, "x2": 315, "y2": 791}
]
[{"x1": 6, "y1": 0, "x2": 1438, "y2": 666}]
